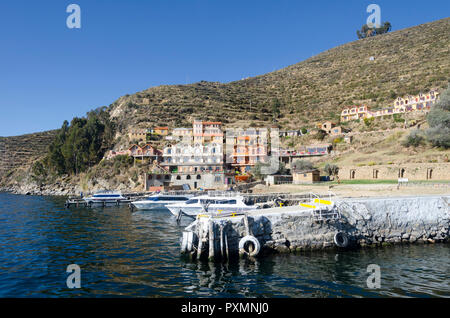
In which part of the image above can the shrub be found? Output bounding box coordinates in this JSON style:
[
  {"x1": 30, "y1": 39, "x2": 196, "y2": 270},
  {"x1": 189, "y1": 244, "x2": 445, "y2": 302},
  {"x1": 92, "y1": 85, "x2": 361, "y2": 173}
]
[
  {"x1": 363, "y1": 117, "x2": 375, "y2": 126},
  {"x1": 250, "y1": 162, "x2": 269, "y2": 180},
  {"x1": 324, "y1": 163, "x2": 339, "y2": 176},
  {"x1": 292, "y1": 159, "x2": 315, "y2": 172},
  {"x1": 393, "y1": 114, "x2": 405, "y2": 123},
  {"x1": 426, "y1": 126, "x2": 450, "y2": 148},
  {"x1": 426, "y1": 85, "x2": 450, "y2": 148},
  {"x1": 402, "y1": 130, "x2": 425, "y2": 147},
  {"x1": 315, "y1": 130, "x2": 327, "y2": 141}
]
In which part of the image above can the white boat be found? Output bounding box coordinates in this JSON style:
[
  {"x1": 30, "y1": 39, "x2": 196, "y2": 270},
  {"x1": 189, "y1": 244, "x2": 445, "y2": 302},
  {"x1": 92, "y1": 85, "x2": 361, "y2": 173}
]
[
  {"x1": 83, "y1": 191, "x2": 127, "y2": 206},
  {"x1": 131, "y1": 194, "x2": 192, "y2": 210},
  {"x1": 166, "y1": 194, "x2": 258, "y2": 217}
]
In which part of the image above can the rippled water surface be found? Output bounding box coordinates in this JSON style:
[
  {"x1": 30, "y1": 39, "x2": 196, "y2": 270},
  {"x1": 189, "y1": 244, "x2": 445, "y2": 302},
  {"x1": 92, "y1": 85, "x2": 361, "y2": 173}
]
[{"x1": 0, "y1": 193, "x2": 448, "y2": 298}]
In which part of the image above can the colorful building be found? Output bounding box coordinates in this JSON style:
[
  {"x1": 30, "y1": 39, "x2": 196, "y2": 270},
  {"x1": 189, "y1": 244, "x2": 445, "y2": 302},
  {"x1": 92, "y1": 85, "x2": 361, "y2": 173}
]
[
  {"x1": 340, "y1": 105, "x2": 370, "y2": 122},
  {"x1": 105, "y1": 149, "x2": 131, "y2": 160},
  {"x1": 153, "y1": 127, "x2": 169, "y2": 135},
  {"x1": 340, "y1": 90, "x2": 440, "y2": 122},
  {"x1": 226, "y1": 128, "x2": 268, "y2": 173},
  {"x1": 128, "y1": 144, "x2": 162, "y2": 162},
  {"x1": 172, "y1": 127, "x2": 193, "y2": 140},
  {"x1": 162, "y1": 120, "x2": 224, "y2": 175}
]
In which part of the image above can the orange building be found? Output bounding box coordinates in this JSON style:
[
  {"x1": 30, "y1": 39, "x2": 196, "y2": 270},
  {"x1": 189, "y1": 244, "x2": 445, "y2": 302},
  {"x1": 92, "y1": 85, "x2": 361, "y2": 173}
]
[
  {"x1": 153, "y1": 127, "x2": 169, "y2": 135},
  {"x1": 227, "y1": 128, "x2": 268, "y2": 173}
]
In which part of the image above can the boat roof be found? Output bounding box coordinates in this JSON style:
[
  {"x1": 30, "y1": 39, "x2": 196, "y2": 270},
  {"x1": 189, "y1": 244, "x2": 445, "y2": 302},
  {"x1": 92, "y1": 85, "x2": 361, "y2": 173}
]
[
  {"x1": 149, "y1": 193, "x2": 192, "y2": 197},
  {"x1": 93, "y1": 190, "x2": 122, "y2": 194}
]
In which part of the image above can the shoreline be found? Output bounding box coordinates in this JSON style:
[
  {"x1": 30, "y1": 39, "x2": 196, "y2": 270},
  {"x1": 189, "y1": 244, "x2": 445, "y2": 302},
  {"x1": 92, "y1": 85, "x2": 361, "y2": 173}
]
[{"x1": 2, "y1": 181, "x2": 450, "y2": 198}]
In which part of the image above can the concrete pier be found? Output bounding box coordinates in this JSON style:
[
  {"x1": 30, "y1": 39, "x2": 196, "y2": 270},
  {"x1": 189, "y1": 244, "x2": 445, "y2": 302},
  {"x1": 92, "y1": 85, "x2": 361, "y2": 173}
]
[{"x1": 180, "y1": 195, "x2": 450, "y2": 261}]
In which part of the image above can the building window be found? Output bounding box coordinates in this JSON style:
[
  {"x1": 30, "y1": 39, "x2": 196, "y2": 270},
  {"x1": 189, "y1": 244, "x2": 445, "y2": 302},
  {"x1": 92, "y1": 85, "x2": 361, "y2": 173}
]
[
  {"x1": 399, "y1": 168, "x2": 405, "y2": 178},
  {"x1": 196, "y1": 175, "x2": 201, "y2": 180},
  {"x1": 165, "y1": 175, "x2": 170, "y2": 180},
  {"x1": 350, "y1": 170, "x2": 356, "y2": 180},
  {"x1": 176, "y1": 175, "x2": 181, "y2": 180},
  {"x1": 186, "y1": 175, "x2": 191, "y2": 180}
]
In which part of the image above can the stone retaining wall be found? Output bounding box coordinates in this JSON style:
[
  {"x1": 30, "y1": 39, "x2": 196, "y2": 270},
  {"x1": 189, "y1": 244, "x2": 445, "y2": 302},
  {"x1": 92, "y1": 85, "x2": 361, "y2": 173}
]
[{"x1": 338, "y1": 163, "x2": 450, "y2": 181}]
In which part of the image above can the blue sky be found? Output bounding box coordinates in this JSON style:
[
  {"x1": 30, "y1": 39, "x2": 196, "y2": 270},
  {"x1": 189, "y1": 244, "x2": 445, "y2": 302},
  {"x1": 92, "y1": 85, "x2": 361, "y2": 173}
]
[{"x1": 0, "y1": 0, "x2": 448, "y2": 136}]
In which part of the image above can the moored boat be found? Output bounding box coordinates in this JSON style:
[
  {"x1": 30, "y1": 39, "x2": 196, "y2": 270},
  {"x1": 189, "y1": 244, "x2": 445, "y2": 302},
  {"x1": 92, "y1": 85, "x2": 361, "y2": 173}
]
[
  {"x1": 131, "y1": 193, "x2": 192, "y2": 210},
  {"x1": 83, "y1": 191, "x2": 128, "y2": 206},
  {"x1": 166, "y1": 194, "x2": 258, "y2": 217}
]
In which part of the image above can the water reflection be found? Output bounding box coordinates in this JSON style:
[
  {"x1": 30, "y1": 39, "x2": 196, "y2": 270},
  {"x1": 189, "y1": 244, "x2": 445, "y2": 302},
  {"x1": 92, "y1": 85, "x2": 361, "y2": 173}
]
[{"x1": 0, "y1": 193, "x2": 448, "y2": 298}]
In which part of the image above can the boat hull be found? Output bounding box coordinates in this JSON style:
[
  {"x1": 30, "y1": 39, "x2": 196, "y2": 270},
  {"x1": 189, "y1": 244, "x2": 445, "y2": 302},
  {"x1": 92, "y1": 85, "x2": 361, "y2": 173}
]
[
  {"x1": 168, "y1": 205, "x2": 258, "y2": 217},
  {"x1": 131, "y1": 201, "x2": 173, "y2": 210}
]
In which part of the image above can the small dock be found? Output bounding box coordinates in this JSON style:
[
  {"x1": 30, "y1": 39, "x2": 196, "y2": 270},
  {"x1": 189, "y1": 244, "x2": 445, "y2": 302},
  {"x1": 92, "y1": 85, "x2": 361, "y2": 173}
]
[
  {"x1": 64, "y1": 197, "x2": 133, "y2": 208},
  {"x1": 64, "y1": 190, "x2": 331, "y2": 210}
]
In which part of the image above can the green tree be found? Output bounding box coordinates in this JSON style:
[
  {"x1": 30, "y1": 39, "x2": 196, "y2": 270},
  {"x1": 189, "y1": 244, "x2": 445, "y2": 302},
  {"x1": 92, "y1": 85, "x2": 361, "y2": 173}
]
[
  {"x1": 357, "y1": 21, "x2": 392, "y2": 39},
  {"x1": 250, "y1": 162, "x2": 268, "y2": 180},
  {"x1": 324, "y1": 163, "x2": 339, "y2": 178},
  {"x1": 44, "y1": 108, "x2": 115, "y2": 175},
  {"x1": 426, "y1": 85, "x2": 450, "y2": 148},
  {"x1": 271, "y1": 98, "x2": 281, "y2": 119},
  {"x1": 292, "y1": 159, "x2": 315, "y2": 172}
]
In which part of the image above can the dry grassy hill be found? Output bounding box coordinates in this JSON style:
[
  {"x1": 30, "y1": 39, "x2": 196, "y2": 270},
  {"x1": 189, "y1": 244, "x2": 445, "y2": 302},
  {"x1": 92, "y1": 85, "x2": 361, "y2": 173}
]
[
  {"x1": 109, "y1": 18, "x2": 449, "y2": 132},
  {"x1": 0, "y1": 18, "x2": 449, "y2": 183},
  {"x1": 0, "y1": 130, "x2": 58, "y2": 177}
]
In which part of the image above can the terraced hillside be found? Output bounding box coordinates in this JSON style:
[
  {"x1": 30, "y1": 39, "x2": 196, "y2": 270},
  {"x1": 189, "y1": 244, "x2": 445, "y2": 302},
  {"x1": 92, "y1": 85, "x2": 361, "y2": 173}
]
[
  {"x1": 109, "y1": 18, "x2": 449, "y2": 132},
  {"x1": 0, "y1": 130, "x2": 58, "y2": 177},
  {"x1": 1, "y1": 18, "x2": 449, "y2": 181}
]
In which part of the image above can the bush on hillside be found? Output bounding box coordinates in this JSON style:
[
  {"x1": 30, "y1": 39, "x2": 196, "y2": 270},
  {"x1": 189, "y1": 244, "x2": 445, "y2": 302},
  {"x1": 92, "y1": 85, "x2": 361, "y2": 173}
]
[
  {"x1": 357, "y1": 22, "x2": 392, "y2": 39},
  {"x1": 426, "y1": 85, "x2": 450, "y2": 148},
  {"x1": 402, "y1": 130, "x2": 426, "y2": 147},
  {"x1": 324, "y1": 163, "x2": 339, "y2": 177},
  {"x1": 364, "y1": 117, "x2": 375, "y2": 126},
  {"x1": 292, "y1": 159, "x2": 315, "y2": 172}
]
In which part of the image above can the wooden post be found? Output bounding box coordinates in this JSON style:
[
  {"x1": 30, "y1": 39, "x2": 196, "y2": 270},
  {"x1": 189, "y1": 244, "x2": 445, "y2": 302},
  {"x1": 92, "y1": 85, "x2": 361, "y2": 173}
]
[
  {"x1": 176, "y1": 210, "x2": 183, "y2": 223},
  {"x1": 197, "y1": 223, "x2": 204, "y2": 260},
  {"x1": 219, "y1": 224, "x2": 224, "y2": 261},
  {"x1": 224, "y1": 232, "x2": 229, "y2": 261},
  {"x1": 243, "y1": 213, "x2": 251, "y2": 236},
  {"x1": 208, "y1": 219, "x2": 215, "y2": 261},
  {"x1": 144, "y1": 172, "x2": 148, "y2": 192},
  {"x1": 243, "y1": 213, "x2": 254, "y2": 254}
]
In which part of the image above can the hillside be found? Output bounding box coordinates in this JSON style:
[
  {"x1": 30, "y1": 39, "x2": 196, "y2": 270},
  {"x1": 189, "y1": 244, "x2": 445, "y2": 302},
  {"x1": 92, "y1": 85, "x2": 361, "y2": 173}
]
[
  {"x1": 109, "y1": 18, "x2": 449, "y2": 133},
  {"x1": 0, "y1": 18, "x2": 449, "y2": 191},
  {"x1": 0, "y1": 130, "x2": 58, "y2": 177}
]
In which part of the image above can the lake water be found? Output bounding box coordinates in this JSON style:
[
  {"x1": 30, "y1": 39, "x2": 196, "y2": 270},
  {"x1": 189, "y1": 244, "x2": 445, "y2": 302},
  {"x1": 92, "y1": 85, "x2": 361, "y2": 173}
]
[{"x1": 0, "y1": 192, "x2": 448, "y2": 298}]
